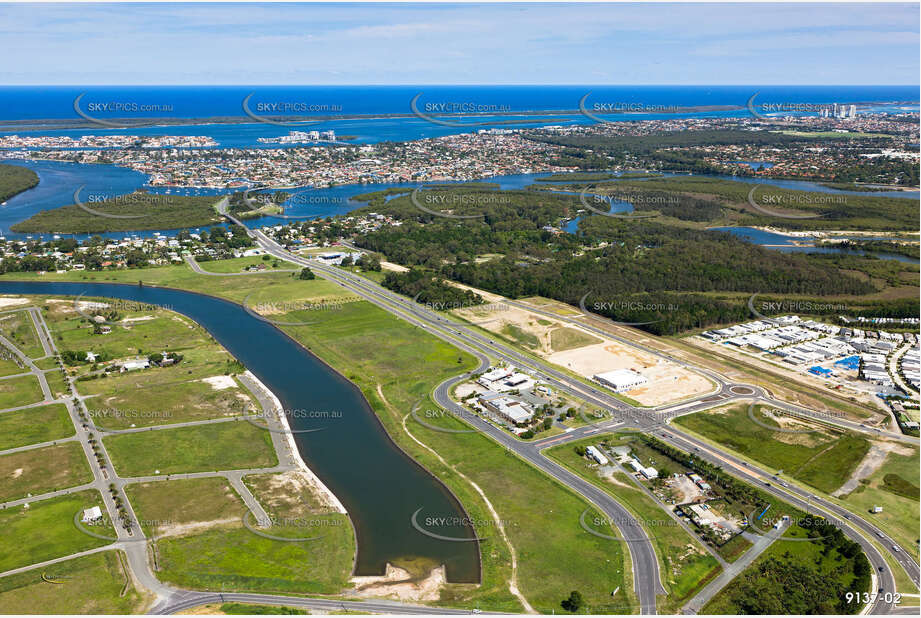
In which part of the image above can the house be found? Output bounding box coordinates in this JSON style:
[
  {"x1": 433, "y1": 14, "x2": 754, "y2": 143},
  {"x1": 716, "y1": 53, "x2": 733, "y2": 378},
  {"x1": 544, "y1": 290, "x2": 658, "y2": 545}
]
[{"x1": 81, "y1": 506, "x2": 103, "y2": 523}]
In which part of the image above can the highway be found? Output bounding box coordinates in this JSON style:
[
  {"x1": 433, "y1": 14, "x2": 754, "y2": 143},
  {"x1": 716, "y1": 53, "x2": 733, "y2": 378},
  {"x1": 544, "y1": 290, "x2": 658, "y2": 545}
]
[{"x1": 232, "y1": 214, "x2": 919, "y2": 614}]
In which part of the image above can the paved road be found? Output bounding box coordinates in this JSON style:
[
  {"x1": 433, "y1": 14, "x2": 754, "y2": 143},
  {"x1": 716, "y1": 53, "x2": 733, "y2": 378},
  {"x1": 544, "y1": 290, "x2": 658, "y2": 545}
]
[{"x1": 682, "y1": 524, "x2": 789, "y2": 614}]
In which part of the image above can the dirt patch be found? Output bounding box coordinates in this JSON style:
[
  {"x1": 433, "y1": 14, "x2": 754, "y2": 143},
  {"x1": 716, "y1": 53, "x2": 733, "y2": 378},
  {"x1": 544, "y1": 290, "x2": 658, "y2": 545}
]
[
  {"x1": 155, "y1": 517, "x2": 239, "y2": 540},
  {"x1": 200, "y1": 375, "x2": 237, "y2": 391},
  {"x1": 349, "y1": 563, "x2": 446, "y2": 602},
  {"x1": 0, "y1": 297, "x2": 29, "y2": 308},
  {"x1": 834, "y1": 442, "x2": 915, "y2": 497},
  {"x1": 248, "y1": 469, "x2": 341, "y2": 516}
]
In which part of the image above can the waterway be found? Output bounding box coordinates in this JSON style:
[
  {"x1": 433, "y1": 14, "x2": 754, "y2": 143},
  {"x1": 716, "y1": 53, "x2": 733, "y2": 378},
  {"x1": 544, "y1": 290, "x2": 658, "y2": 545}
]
[{"x1": 0, "y1": 279, "x2": 481, "y2": 583}]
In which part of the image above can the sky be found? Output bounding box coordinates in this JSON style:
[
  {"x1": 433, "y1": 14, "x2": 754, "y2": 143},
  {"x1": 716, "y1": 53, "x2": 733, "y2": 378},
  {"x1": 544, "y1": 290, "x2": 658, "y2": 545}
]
[{"x1": 0, "y1": 2, "x2": 918, "y2": 85}]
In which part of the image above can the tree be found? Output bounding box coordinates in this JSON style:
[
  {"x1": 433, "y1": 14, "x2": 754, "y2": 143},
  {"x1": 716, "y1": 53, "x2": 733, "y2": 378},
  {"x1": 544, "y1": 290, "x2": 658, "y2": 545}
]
[
  {"x1": 299, "y1": 267, "x2": 316, "y2": 280},
  {"x1": 561, "y1": 591, "x2": 583, "y2": 612}
]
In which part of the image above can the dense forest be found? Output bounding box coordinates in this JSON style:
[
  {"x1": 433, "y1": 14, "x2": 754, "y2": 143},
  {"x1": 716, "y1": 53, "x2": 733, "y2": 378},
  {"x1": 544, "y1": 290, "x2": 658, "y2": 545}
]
[
  {"x1": 350, "y1": 184, "x2": 915, "y2": 334},
  {"x1": 0, "y1": 162, "x2": 39, "y2": 203},
  {"x1": 11, "y1": 191, "x2": 225, "y2": 233}
]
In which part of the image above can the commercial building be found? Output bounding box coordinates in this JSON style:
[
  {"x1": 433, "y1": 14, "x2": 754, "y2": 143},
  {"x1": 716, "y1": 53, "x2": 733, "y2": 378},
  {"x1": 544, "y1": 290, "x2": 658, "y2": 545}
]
[
  {"x1": 478, "y1": 393, "x2": 534, "y2": 426},
  {"x1": 593, "y1": 368, "x2": 647, "y2": 392},
  {"x1": 585, "y1": 445, "x2": 609, "y2": 466}
]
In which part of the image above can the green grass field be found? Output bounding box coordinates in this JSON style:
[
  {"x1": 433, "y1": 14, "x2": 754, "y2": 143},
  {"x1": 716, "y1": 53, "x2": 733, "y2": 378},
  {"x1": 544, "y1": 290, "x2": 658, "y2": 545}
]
[
  {"x1": 125, "y1": 477, "x2": 247, "y2": 537},
  {"x1": 545, "y1": 435, "x2": 721, "y2": 613},
  {"x1": 0, "y1": 374, "x2": 46, "y2": 410},
  {"x1": 151, "y1": 520, "x2": 354, "y2": 595},
  {"x1": 673, "y1": 404, "x2": 871, "y2": 494},
  {"x1": 0, "y1": 490, "x2": 111, "y2": 572},
  {"x1": 0, "y1": 403, "x2": 74, "y2": 451},
  {"x1": 0, "y1": 309, "x2": 46, "y2": 359},
  {"x1": 0, "y1": 442, "x2": 93, "y2": 502},
  {"x1": 832, "y1": 445, "x2": 920, "y2": 555},
  {"x1": 0, "y1": 356, "x2": 27, "y2": 377},
  {"x1": 0, "y1": 550, "x2": 148, "y2": 613},
  {"x1": 104, "y1": 421, "x2": 277, "y2": 477},
  {"x1": 549, "y1": 326, "x2": 602, "y2": 352}
]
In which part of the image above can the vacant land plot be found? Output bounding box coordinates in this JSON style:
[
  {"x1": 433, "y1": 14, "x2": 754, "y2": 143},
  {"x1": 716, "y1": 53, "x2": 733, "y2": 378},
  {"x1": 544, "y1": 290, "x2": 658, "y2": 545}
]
[
  {"x1": 104, "y1": 421, "x2": 277, "y2": 477},
  {"x1": 453, "y1": 301, "x2": 711, "y2": 406},
  {"x1": 126, "y1": 477, "x2": 246, "y2": 538},
  {"x1": 0, "y1": 490, "x2": 110, "y2": 572},
  {"x1": 833, "y1": 444, "x2": 919, "y2": 554},
  {"x1": 0, "y1": 356, "x2": 26, "y2": 378},
  {"x1": 153, "y1": 520, "x2": 354, "y2": 595},
  {"x1": 674, "y1": 403, "x2": 871, "y2": 494},
  {"x1": 0, "y1": 374, "x2": 45, "y2": 410},
  {"x1": 0, "y1": 550, "x2": 149, "y2": 613},
  {"x1": 0, "y1": 309, "x2": 45, "y2": 359},
  {"x1": 244, "y1": 469, "x2": 343, "y2": 516},
  {"x1": 82, "y1": 370, "x2": 254, "y2": 430},
  {"x1": 0, "y1": 403, "x2": 74, "y2": 451},
  {"x1": 0, "y1": 442, "x2": 92, "y2": 502}
]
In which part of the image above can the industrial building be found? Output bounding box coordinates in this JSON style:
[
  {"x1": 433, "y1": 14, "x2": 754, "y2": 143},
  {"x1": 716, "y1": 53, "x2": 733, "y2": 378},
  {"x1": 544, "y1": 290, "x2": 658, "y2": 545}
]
[{"x1": 593, "y1": 368, "x2": 648, "y2": 392}]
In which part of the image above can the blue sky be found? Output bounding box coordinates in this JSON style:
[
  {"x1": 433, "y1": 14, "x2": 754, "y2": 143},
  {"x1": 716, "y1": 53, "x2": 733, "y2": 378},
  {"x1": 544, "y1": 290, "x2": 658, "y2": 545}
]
[{"x1": 0, "y1": 2, "x2": 917, "y2": 85}]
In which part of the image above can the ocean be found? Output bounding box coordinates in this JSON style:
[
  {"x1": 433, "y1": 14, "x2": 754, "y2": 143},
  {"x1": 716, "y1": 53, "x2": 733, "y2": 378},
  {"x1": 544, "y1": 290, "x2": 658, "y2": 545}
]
[{"x1": 0, "y1": 85, "x2": 917, "y2": 148}]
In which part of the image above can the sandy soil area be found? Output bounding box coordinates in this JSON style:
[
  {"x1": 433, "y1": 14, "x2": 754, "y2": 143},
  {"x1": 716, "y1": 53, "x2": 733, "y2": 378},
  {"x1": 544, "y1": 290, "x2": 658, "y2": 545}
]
[
  {"x1": 549, "y1": 340, "x2": 713, "y2": 406},
  {"x1": 350, "y1": 564, "x2": 446, "y2": 602},
  {"x1": 833, "y1": 441, "x2": 916, "y2": 497},
  {"x1": 201, "y1": 375, "x2": 237, "y2": 390},
  {"x1": 0, "y1": 297, "x2": 29, "y2": 308}
]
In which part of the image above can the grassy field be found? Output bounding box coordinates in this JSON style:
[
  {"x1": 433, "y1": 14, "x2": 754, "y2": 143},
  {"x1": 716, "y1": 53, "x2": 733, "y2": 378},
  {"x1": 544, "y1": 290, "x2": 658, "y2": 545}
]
[
  {"x1": 0, "y1": 374, "x2": 45, "y2": 410},
  {"x1": 2, "y1": 261, "x2": 358, "y2": 309},
  {"x1": 193, "y1": 256, "x2": 291, "y2": 274},
  {"x1": 0, "y1": 403, "x2": 74, "y2": 451},
  {"x1": 0, "y1": 550, "x2": 149, "y2": 613},
  {"x1": 0, "y1": 356, "x2": 27, "y2": 377},
  {"x1": 0, "y1": 308, "x2": 46, "y2": 359},
  {"x1": 832, "y1": 445, "x2": 920, "y2": 555},
  {"x1": 152, "y1": 522, "x2": 354, "y2": 595},
  {"x1": 545, "y1": 435, "x2": 721, "y2": 613},
  {"x1": 128, "y1": 475, "x2": 355, "y2": 595},
  {"x1": 673, "y1": 403, "x2": 871, "y2": 494},
  {"x1": 278, "y1": 297, "x2": 638, "y2": 613},
  {"x1": 104, "y1": 421, "x2": 277, "y2": 476},
  {"x1": 0, "y1": 490, "x2": 111, "y2": 572},
  {"x1": 0, "y1": 442, "x2": 92, "y2": 502},
  {"x1": 549, "y1": 326, "x2": 602, "y2": 352}
]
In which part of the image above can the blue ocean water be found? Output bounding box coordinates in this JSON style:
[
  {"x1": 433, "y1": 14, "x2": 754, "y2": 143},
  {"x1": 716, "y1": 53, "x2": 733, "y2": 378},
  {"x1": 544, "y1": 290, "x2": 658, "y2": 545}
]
[{"x1": 1, "y1": 85, "x2": 917, "y2": 147}]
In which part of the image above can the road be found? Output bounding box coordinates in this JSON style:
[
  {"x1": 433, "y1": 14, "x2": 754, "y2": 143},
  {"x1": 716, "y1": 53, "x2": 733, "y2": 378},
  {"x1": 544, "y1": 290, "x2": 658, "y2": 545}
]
[
  {"x1": 231, "y1": 215, "x2": 918, "y2": 614},
  {"x1": 682, "y1": 524, "x2": 789, "y2": 614}
]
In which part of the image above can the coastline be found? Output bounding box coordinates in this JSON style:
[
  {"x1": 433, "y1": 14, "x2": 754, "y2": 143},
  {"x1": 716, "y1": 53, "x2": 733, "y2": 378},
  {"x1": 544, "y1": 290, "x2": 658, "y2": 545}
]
[{"x1": 241, "y1": 369, "x2": 348, "y2": 515}]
